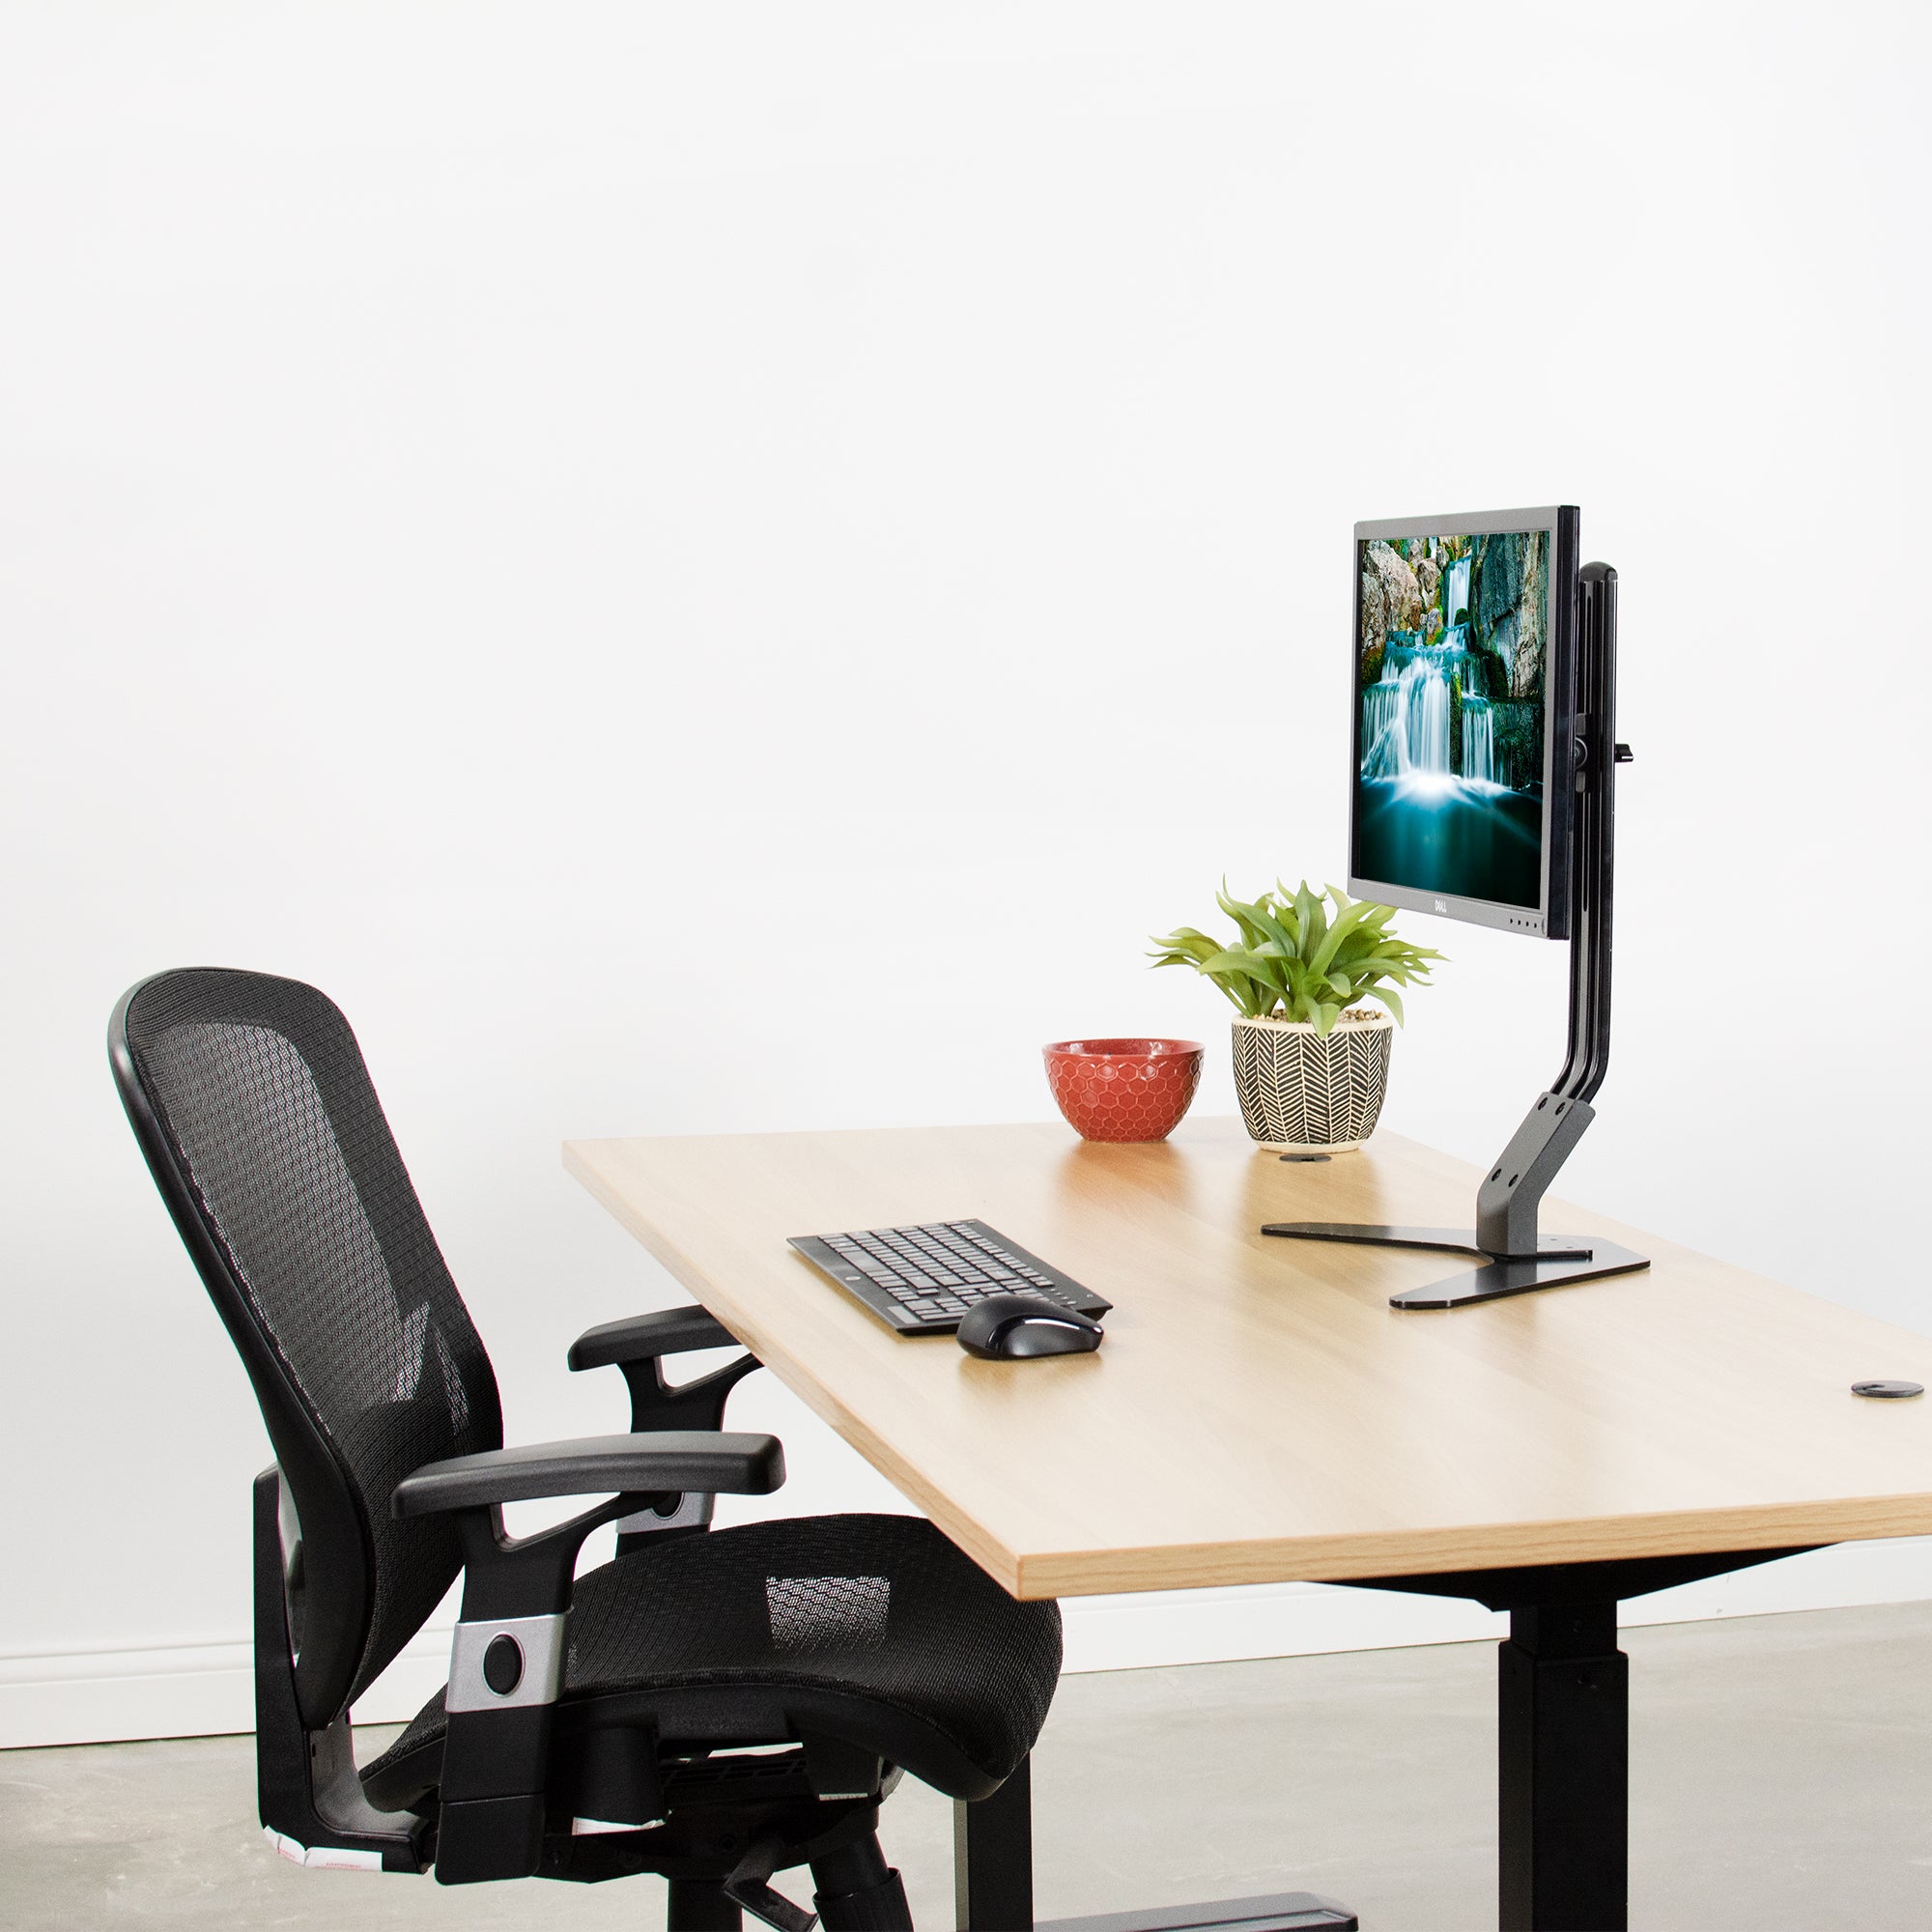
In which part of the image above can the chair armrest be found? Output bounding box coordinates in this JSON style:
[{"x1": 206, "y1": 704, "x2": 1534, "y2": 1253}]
[
  {"x1": 567, "y1": 1305, "x2": 741, "y2": 1372},
  {"x1": 391, "y1": 1431, "x2": 784, "y2": 1519},
  {"x1": 567, "y1": 1304, "x2": 764, "y2": 1439},
  {"x1": 400, "y1": 1428, "x2": 783, "y2": 1887}
]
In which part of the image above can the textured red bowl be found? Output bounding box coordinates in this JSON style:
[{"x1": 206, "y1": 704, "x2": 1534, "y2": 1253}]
[{"x1": 1042, "y1": 1037, "x2": 1205, "y2": 1143}]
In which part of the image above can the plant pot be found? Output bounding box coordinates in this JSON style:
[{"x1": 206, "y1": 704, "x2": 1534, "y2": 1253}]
[{"x1": 1230, "y1": 1009, "x2": 1394, "y2": 1152}]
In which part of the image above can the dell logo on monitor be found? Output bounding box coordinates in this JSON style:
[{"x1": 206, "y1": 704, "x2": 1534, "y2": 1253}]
[{"x1": 1435, "y1": 898, "x2": 1447, "y2": 912}]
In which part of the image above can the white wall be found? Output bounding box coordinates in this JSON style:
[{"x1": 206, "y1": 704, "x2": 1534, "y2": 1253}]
[{"x1": 4, "y1": 2, "x2": 1929, "y2": 1747}]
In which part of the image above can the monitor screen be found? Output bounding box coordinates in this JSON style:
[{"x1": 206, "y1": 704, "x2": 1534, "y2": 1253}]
[{"x1": 1350, "y1": 506, "x2": 1577, "y2": 937}]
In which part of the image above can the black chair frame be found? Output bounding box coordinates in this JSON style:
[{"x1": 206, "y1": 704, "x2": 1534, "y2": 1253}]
[{"x1": 111, "y1": 970, "x2": 1057, "y2": 1930}]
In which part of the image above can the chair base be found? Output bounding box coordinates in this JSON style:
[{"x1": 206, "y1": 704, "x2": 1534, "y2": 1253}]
[
  {"x1": 661, "y1": 1837, "x2": 911, "y2": 1931},
  {"x1": 1040, "y1": 1894, "x2": 1357, "y2": 1932},
  {"x1": 810, "y1": 1834, "x2": 912, "y2": 1930},
  {"x1": 668, "y1": 1877, "x2": 749, "y2": 1930}
]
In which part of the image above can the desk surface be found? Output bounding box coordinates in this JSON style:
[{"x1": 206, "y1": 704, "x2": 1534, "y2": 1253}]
[{"x1": 563, "y1": 1118, "x2": 1932, "y2": 1601}]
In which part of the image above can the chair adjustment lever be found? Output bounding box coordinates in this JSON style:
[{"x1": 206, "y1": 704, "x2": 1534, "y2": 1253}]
[{"x1": 722, "y1": 1833, "x2": 818, "y2": 1932}]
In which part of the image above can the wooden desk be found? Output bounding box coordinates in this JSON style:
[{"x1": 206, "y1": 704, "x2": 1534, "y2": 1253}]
[{"x1": 565, "y1": 1118, "x2": 1932, "y2": 1930}]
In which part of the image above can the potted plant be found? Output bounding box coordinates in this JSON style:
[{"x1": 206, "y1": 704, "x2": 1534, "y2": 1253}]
[{"x1": 1150, "y1": 881, "x2": 1442, "y2": 1152}]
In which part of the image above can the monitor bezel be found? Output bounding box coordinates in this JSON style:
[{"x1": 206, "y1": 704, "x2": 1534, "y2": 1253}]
[{"x1": 1348, "y1": 504, "x2": 1578, "y2": 941}]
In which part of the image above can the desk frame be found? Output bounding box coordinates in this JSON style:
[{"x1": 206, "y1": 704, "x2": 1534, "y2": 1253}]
[
  {"x1": 950, "y1": 1547, "x2": 1812, "y2": 1932},
  {"x1": 566, "y1": 1120, "x2": 1932, "y2": 1930},
  {"x1": 1360, "y1": 1547, "x2": 1813, "y2": 1932}
]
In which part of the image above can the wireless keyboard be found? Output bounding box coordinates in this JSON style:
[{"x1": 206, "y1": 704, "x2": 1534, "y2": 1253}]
[{"x1": 787, "y1": 1220, "x2": 1113, "y2": 1336}]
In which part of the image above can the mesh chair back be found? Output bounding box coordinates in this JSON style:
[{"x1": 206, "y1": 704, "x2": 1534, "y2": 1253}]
[{"x1": 113, "y1": 969, "x2": 502, "y2": 1721}]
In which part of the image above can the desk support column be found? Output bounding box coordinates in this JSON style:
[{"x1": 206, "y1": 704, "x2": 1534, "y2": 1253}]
[
  {"x1": 954, "y1": 1753, "x2": 1033, "y2": 1932},
  {"x1": 1499, "y1": 1602, "x2": 1627, "y2": 1932}
]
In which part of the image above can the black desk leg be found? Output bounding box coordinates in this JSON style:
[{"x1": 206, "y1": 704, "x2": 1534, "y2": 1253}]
[
  {"x1": 1499, "y1": 1602, "x2": 1628, "y2": 1932},
  {"x1": 955, "y1": 1752, "x2": 1034, "y2": 1931}
]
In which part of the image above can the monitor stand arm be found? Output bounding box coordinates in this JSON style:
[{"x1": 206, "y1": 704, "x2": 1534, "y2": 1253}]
[{"x1": 1264, "y1": 561, "x2": 1649, "y2": 1311}]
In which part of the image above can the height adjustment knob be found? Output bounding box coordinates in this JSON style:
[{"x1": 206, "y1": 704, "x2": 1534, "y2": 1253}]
[{"x1": 482, "y1": 1634, "x2": 525, "y2": 1696}]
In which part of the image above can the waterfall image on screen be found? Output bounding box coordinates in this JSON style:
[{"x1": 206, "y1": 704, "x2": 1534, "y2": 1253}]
[{"x1": 1353, "y1": 529, "x2": 1548, "y2": 909}]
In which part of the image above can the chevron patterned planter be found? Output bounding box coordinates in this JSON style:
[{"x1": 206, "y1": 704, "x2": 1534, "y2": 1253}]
[{"x1": 1231, "y1": 1010, "x2": 1394, "y2": 1152}]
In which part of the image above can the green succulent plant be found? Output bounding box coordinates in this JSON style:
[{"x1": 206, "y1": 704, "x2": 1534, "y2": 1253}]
[{"x1": 1150, "y1": 881, "x2": 1443, "y2": 1036}]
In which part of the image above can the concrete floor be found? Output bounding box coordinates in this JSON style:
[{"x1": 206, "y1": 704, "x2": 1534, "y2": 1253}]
[{"x1": 8, "y1": 1602, "x2": 1932, "y2": 1930}]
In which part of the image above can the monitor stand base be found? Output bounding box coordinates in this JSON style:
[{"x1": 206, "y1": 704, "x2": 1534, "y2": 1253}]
[{"x1": 1261, "y1": 1222, "x2": 1649, "y2": 1309}]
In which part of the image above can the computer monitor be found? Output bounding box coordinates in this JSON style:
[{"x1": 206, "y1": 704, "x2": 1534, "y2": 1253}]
[
  {"x1": 1349, "y1": 505, "x2": 1579, "y2": 940},
  {"x1": 1261, "y1": 504, "x2": 1650, "y2": 1310}
]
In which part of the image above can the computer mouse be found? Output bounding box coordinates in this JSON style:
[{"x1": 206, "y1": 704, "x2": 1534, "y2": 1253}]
[{"x1": 955, "y1": 1293, "x2": 1103, "y2": 1360}]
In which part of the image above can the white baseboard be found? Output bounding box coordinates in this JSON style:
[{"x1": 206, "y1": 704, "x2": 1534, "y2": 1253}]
[
  {"x1": 9, "y1": 1537, "x2": 1931, "y2": 1750},
  {"x1": 0, "y1": 1639, "x2": 257, "y2": 1750}
]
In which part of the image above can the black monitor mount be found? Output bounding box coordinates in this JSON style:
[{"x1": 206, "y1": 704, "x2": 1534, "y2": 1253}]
[{"x1": 1264, "y1": 561, "x2": 1650, "y2": 1310}]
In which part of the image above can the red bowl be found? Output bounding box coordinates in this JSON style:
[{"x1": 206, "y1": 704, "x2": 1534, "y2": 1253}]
[{"x1": 1042, "y1": 1037, "x2": 1205, "y2": 1143}]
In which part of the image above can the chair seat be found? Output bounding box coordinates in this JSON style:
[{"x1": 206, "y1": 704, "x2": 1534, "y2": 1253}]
[{"x1": 362, "y1": 1513, "x2": 1061, "y2": 1814}]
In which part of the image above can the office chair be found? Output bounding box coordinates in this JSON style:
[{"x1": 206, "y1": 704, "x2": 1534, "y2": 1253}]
[{"x1": 110, "y1": 968, "x2": 1061, "y2": 1930}]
